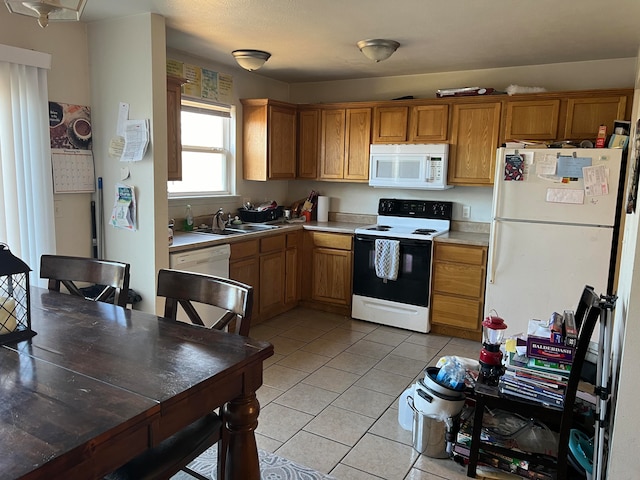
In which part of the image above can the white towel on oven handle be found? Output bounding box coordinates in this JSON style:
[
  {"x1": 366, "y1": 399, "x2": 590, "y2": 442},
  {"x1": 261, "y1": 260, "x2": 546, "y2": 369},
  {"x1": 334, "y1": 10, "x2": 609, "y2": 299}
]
[{"x1": 374, "y1": 239, "x2": 400, "y2": 281}]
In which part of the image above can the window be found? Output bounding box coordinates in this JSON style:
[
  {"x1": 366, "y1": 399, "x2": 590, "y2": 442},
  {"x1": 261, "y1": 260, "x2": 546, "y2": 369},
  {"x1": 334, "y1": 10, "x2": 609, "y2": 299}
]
[{"x1": 167, "y1": 99, "x2": 234, "y2": 197}]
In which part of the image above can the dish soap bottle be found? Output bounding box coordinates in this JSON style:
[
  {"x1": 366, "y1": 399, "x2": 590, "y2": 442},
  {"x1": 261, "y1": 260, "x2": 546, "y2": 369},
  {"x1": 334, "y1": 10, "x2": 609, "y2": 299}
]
[{"x1": 184, "y1": 205, "x2": 194, "y2": 231}]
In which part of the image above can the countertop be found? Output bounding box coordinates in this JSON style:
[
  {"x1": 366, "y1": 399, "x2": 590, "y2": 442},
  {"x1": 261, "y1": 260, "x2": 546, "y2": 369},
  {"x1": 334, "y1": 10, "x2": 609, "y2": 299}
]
[
  {"x1": 170, "y1": 220, "x2": 490, "y2": 254},
  {"x1": 435, "y1": 231, "x2": 490, "y2": 247},
  {"x1": 170, "y1": 221, "x2": 367, "y2": 254}
]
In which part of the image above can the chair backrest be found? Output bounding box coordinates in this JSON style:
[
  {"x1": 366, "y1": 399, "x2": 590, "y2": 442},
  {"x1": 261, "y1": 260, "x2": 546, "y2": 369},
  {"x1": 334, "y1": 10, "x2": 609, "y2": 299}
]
[
  {"x1": 157, "y1": 269, "x2": 253, "y2": 336},
  {"x1": 559, "y1": 285, "x2": 602, "y2": 440},
  {"x1": 40, "y1": 255, "x2": 130, "y2": 307}
]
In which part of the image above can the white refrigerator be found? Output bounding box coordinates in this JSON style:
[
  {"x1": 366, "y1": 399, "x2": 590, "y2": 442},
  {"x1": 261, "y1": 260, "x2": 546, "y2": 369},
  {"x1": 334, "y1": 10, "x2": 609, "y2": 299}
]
[{"x1": 485, "y1": 147, "x2": 624, "y2": 338}]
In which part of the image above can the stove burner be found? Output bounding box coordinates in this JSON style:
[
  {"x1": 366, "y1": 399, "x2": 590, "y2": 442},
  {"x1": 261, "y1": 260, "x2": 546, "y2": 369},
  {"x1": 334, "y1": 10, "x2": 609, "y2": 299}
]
[
  {"x1": 367, "y1": 225, "x2": 391, "y2": 231},
  {"x1": 413, "y1": 228, "x2": 437, "y2": 235}
]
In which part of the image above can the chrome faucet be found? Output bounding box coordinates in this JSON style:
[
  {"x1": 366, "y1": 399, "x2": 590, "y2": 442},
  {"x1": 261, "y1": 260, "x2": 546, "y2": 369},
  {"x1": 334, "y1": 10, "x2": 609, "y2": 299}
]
[{"x1": 213, "y1": 208, "x2": 226, "y2": 231}]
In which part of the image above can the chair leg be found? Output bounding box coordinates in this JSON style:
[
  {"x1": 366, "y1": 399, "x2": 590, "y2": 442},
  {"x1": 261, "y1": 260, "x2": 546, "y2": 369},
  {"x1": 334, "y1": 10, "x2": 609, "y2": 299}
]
[{"x1": 216, "y1": 423, "x2": 229, "y2": 480}]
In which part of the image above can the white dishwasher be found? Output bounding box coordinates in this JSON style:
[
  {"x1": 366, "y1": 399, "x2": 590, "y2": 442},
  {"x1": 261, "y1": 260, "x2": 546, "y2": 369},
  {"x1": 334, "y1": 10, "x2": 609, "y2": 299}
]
[{"x1": 169, "y1": 244, "x2": 231, "y2": 328}]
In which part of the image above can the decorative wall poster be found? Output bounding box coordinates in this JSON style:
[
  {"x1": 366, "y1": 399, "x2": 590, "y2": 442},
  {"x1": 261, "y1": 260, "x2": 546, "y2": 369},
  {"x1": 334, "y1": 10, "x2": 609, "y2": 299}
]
[
  {"x1": 166, "y1": 59, "x2": 233, "y2": 104},
  {"x1": 49, "y1": 102, "x2": 92, "y2": 150},
  {"x1": 504, "y1": 154, "x2": 524, "y2": 181}
]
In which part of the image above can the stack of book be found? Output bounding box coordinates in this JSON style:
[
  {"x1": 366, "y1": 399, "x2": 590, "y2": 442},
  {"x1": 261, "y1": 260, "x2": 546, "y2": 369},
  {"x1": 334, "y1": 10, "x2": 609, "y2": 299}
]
[
  {"x1": 499, "y1": 312, "x2": 576, "y2": 407},
  {"x1": 500, "y1": 353, "x2": 569, "y2": 407}
]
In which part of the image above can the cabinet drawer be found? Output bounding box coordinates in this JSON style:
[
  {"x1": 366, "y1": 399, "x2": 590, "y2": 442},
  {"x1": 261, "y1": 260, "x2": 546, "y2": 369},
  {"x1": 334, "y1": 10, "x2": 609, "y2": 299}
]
[
  {"x1": 433, "y1": 263, "x2": 484, "y2": 298},
  {"x1": 230, "y1": 239, "x2": 258, "y2": 260},
  {"x1": 260, "y1": 234, "x2": 286, "y2": 253},
  {"x1": 309, "y1": 232, "x2": 352, "y2": 250},
  {"x1": 431, "y1": 294, "x2": 482, "y2": 330},
  {"x1": 434, "y1": 243, "x2": 485, "y2": 265}
]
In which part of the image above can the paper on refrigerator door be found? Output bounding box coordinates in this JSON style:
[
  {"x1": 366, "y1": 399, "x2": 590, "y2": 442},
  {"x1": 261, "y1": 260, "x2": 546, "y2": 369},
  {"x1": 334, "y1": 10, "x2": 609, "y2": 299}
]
[
  {"x1": 583, "y1": 165, "x2": 610, "y2": 196},
  {"x1": 546, "y1": 188, "x2": 584, "y2": 204}
]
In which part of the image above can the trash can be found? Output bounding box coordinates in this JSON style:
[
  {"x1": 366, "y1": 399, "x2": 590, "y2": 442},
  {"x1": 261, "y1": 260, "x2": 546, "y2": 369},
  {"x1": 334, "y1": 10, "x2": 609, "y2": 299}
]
[
  {"x1": 406, "y1": 369, "x2": 467, "y2": 458},
  {"x1": 411, "y1": 407, "x2": 448, "y2": 458}
]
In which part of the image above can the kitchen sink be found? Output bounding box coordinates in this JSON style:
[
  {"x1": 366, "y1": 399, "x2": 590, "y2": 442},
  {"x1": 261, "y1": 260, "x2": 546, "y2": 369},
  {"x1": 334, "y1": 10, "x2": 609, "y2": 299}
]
[
  {"x1": 192, "y1": 228, "x2": 242, "y2": 236},
  {"x1": 226, "y1": 223, "x2": 279, "y2": 232}
]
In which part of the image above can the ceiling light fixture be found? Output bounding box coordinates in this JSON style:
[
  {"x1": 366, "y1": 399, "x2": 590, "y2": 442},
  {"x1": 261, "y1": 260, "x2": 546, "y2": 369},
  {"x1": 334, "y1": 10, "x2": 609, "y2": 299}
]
[
  {"x1": 357, "y1": 39, "x2": 400, "y2": 62},
  {"x1": 232, "y1": 50, "x2": 271, "y2": 72},
  {"x1": 4, "y1": 0, "x2": 86, "y2": 28}
]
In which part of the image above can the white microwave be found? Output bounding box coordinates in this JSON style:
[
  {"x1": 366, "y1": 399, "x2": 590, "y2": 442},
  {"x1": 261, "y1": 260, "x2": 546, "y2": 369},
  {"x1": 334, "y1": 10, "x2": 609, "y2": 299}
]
[{"x1": 369, "y1": 144, "x2": 452, "y2": 190}]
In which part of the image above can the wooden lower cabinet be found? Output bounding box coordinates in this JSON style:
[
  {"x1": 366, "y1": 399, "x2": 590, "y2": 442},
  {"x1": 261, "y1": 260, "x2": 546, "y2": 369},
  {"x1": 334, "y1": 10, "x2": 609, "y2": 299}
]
[
  {"x1": 229, "y1": 232, "x2": 301, "y2": 325},
  {"x1": 302, "y1": 231, "x2": 353, "y2": 315},
  {"x1": 430, "y1": 242, "x2": 487, "y2": 340},
  {"x1": 285, "y1": 232, "x2": 301, "y2": 307},
  {"x1": 229, "y1": 239, "x2": 260, "y2": 322}
]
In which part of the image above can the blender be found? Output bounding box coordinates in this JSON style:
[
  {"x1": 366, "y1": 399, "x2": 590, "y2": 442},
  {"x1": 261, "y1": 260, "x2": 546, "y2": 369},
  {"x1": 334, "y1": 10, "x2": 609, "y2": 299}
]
[{"x1": 479, "y1": 312, "x2": 507, "y2": 385}]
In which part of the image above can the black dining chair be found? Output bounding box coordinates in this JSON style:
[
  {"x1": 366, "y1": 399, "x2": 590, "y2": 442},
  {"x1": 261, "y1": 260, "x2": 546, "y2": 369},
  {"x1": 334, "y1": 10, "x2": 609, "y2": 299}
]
[
  {"x1": 466, "y1": 285, "x2": 604, "y2": 479},
  {"x1": 40, "y1": 254, "x2": 130, "y2": 307},
  {"x1": 107, "y1": 269, "x2": 254, "y2": 480}
]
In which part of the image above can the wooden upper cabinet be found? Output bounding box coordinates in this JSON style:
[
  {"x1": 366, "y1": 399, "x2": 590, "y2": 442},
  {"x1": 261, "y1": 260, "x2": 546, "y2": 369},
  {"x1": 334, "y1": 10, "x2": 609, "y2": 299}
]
[
  {"x1": 166, "y1": 76, "x2": 186, "y2": 181},
  {"x1": 297, "y1": 108, "x2": 320, "y2": 179},
  {"x1": 504, "y1": 99, "x2": 560, "y2": 141},
  {"x1": 320, "y1": 107, "x2": 371, "y2": 181},
  {"x1": 241, "y1": 99, "x2": 297, "y2": 181},
  {"x1": 372, "y1": 104, "x2": 448, "y2": 143},
  {"x1": 448, "y1": 102, "x2": 501, "y2": 186},
  {"x1": 372, "y1": 106, "x2": 409, "y2": 143},
  {"x1": 410, "y1": 104, "x2": 449, "y2": 142},
  {"x1": 320, "y1": 108, "x2": 346, "y2": 179},
  {"x1": 563, "y1": 95, "x2": 628, "y2": 140},
  {"x1": 344, "y1": 108, "x2": 371, "y2": 180}
]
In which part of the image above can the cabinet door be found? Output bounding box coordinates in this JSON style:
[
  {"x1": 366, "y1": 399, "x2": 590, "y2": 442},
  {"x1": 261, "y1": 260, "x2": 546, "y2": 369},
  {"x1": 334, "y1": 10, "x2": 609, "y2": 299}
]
[
  {"x1": 320, "y1": 109, "x2": 346, "y2": 179},
  {"x1": 285, "y1": 247, "x2": 299, "y2": 305},
  {"x1": 344, "y1": 107, "x2": 372, "y2": 181},
  {"x1": 229, "y1": 256, "x2": 259, "y2": 322},
  {"x1": 268, "y1": 104, "x2": 297, "y2": 179},
  {"x1": 259, "y1": 250, "x2": 285, "y2": 316},
  {"x1": 311, "y1": 247, "x2": 352, "y2": 306},
  {"x1": 563, "y1": 96, "x2": 628, "y2": 140},
  {"x1": 410, "y1": 105, "x2": 449, "y2": 142},
  {"x1": 166, "y1": 76, "x2": 184, "y2": 181},
  {"x1": 504, "y1": 99, "x2": 560, "y2": 141},
  {"x1": 372, "y1": 106, "x2": 409, "y2": 143},
  {"x1": 449, "y1": 102, "x2": 501, "y2": 186},
  {"x1": 297, "y1": 108, "x2": 320, "y2": 179}
]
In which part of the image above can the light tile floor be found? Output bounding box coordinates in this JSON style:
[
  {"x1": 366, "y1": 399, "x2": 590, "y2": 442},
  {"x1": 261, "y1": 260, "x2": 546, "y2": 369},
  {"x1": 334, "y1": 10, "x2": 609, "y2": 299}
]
[{"x1": 251, "y1": 307, "x2": 481, "y2": 480}]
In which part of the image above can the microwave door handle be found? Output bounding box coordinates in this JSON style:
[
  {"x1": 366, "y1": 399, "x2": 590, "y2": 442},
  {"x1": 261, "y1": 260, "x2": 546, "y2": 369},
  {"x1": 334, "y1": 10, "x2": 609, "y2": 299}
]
[{"x1": 425, "y1": 156, "x2": 432, "y2": 181}]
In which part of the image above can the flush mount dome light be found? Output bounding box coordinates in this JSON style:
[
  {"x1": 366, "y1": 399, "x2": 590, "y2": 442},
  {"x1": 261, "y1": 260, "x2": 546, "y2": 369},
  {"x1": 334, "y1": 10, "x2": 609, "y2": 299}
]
[
  {"x1": 4, "y1": 0, "x2": 87, "y2": 28},
  {"x1": 357, "y1": 39, "x2": 400, "y2": 62},
  {"x1": 232, "y1": 50, "x2": 271, "y2": 71}
]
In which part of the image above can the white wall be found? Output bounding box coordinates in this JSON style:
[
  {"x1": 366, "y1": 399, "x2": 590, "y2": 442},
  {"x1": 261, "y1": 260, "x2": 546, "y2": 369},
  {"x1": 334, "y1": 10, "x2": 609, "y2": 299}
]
[
  {"x1": 290, "y1": 58, "x2": 636, "y2": 103},
  {"x1": 0, "y1": 8, "x2": 93, "y2": 258},
  {"x1": 87, "y1": 14, "x2": 168, "y2": 312},
  {"x1": 606, "y1": 50, "x2": 640, "y2": 480}
]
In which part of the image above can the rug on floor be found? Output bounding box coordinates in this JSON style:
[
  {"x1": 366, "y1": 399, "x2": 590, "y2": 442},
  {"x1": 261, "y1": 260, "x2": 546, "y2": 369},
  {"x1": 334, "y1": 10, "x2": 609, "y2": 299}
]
[{"x1": 172, "y1": 446, "x2": 336, "y2": 480}]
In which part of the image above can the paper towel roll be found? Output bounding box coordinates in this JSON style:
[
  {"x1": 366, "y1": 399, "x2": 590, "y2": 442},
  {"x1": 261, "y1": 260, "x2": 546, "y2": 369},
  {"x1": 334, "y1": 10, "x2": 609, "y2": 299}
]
[{"x1": 317, "y1": 196, "x2": 329, "y2": 222}]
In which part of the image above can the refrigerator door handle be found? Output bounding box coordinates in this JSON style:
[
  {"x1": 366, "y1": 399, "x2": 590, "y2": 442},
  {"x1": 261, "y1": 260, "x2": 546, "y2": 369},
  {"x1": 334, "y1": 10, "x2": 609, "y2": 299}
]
[{"x1": 487, "y1": 219, "x2": 499, "y2": 284}]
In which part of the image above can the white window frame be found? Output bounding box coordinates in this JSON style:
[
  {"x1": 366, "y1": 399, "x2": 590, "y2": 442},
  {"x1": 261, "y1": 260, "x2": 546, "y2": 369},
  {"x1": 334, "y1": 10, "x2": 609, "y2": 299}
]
[{"x1": 167, "y1": 98, "x2": 236, "y2": 199}]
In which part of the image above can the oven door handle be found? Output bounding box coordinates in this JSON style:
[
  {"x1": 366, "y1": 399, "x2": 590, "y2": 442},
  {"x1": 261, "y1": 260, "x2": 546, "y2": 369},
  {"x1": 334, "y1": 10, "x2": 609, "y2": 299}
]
[{"x1": 355, "y1": 235, "x2": 431, "y2": 247}]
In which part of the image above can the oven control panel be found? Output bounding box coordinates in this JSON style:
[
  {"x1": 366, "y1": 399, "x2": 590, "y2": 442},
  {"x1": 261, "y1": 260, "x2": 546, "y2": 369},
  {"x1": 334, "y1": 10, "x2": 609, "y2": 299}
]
[{"x1": 378, "y1": 198, "x2": 452, "y2": 220}]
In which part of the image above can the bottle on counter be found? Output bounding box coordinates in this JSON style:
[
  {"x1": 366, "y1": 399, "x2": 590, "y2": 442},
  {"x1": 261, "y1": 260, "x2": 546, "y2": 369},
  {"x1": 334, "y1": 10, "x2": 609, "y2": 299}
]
[
  {"x1": 184, "y1": 205, "x2": 194, "y2": 231},
  {"x1": 168, "y1": 219, "x2": 174, "y2": 246}
]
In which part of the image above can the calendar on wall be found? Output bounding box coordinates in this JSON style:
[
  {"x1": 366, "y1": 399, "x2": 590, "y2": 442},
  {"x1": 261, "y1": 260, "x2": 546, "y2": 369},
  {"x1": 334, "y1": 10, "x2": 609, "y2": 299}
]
[{"x1": 51, "y1": 150, "x2": 96, "y2": 193}]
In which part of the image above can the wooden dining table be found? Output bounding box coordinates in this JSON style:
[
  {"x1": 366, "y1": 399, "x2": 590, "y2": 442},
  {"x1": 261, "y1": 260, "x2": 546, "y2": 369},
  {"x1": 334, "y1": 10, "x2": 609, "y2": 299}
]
[{"x1": 0, "y1": 288, "x2": 274, "y2": 480}]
